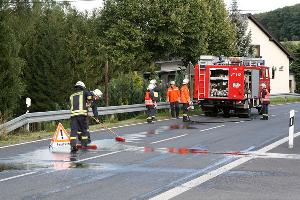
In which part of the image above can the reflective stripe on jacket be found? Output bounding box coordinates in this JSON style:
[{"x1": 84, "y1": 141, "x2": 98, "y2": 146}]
[
  {"x1": 167, "y1": 86, "x2": 180, "y2": 103},
  {"x1": 180, "y1": 85, "x2": 190, "y2": 104},
  {"x1": 70, "y1": 90, "x2": 92, "y2": 116},
  {"x1": 145, "y1": 91, "x2": 154, "y2": 106}
]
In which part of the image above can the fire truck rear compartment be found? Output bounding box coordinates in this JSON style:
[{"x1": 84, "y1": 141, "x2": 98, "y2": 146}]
[{"x1": 200, "y1": 99, "x2": 252, "y2": 118}]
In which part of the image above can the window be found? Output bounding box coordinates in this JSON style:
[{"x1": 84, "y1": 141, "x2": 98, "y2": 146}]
[
  {"x1": 252, "y1": 45, "x2": 260, "y2": 58},
  {"x1": 272, "y1": 67, "x2": 276, "y2": 79}
]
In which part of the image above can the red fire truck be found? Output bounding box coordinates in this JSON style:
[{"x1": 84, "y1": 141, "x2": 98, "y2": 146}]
[{"x1": 193, "y1": 55, "x2": 270, "y2": 118}]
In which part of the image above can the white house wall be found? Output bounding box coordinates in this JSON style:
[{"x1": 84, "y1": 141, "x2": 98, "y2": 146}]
[{"x1": 247, "y1": 19, "x2": 290, "y2": 94}]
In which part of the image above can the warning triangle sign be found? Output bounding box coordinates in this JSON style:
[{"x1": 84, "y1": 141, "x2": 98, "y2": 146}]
[
  {"x1": 52, "y1": 123, "x2": 70, "y2": 143},
  {"x1": 50, "y1": 123, "x2": 71, "y2": 153}
]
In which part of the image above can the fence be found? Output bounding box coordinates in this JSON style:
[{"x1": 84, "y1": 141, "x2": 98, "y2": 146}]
[
  {"x1": 0, "y1": 102, "x2": 170, "y2": 134},
  {"x1": 1, "y1": 93, "x2": 299, "y2": 134}
]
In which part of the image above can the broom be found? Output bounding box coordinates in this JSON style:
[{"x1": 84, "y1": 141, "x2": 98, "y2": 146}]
[{"x1": 91, "y1": 116, "x2": 125, "y2": 142}]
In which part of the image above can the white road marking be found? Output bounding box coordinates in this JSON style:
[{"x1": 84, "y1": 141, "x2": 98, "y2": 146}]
[
  {"x1": 0, "y1": 139, "x2": 49, "y2": 149},
  {"x1": 149, "y1": 132, "x2": 300, "y2": 200},
  {"x1": 151, "y1": 125, "x2": 225, "y2": 144},
  {"x1": 0, "y1": 171, "x2": 37, "y2": 182},
  {"x1": 151, "y1": 134, "x2": 188, "y2": 144},
  {"x1": 251, "y1": 152, "x2": 300, "y2": 160},
  {"x1": 200, "y1": 125, "x2": 225, "y2": 132},
  {"x1": 73, "y1": 149, "x2": 129, "y2": 163}
]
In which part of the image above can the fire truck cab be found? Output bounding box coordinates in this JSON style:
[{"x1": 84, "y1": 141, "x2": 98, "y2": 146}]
[{"x1": 193, "y1": 55, "x2": 270, "y2": 118}]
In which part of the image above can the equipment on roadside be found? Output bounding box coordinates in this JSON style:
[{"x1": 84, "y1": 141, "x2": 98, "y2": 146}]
[
  {"x1": 49, "y1": 123, "x2": 71, "y2": 153},
  {"x1": 193, "y1": 55, "x2": 270, "y2": 118},
  {"x1": 91, "y1": 116, "x2": 126, "y2": 142},
  {"x1": 76, "y1": 143, "x2": 97, "y2": 150}
]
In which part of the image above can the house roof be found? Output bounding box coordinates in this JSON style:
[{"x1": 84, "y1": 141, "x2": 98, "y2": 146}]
[{"x1": 247, "y1": 14, "x2": 295, "y2": 61}]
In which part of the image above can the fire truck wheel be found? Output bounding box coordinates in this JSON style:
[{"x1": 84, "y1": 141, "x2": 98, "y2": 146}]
[
  {"x1": 223, "y1": 109, "x2": 230, "y2": 118},
  {"x1": 238, "y1": 108, "x2": 251, "y2": 118}
]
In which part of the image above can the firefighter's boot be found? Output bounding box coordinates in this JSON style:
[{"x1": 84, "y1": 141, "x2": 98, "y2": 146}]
[
  {"x1": 147, "y1": 117, "x2": 153, "y2": 123},
  {"x1": 183, "y1": 115, "x2": 190, "y2": 122},
  {"x1": 71, "y1": 146, "x2": 78, "y2": 153},
  {"x1": 260, "y1": 114, "x2": 268, "y2": 120}
]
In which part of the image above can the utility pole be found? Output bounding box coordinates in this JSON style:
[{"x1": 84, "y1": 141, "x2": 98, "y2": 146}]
[
  {"x1": 188, "y1": 61, "x2": 193, "y2": 97},
  {"x1": 104, "y1": 60, "x2": 109, "y2": 106}
]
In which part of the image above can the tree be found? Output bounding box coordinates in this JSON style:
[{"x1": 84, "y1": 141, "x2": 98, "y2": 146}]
[
  {"x1": 207, "y1": 0, "x2": 237, "y2": 56},
  {"x1": 177, "y1": 0, "x2": 211, "y2": 64},
  {"x1": 229, "y1": 0, "x2": 253, "y2": 56},
  {"x1": 97, "y1": 0, "x2": 151, "y2": 75},
  {"x1": 0, "y1": 2, "x2": 25, "y2": 117},
  {"x1": 23, "y1": 3, "x2": 72, "y2": 111},
  {"x1": 284, "y1": 41, "x2": 300, "y2": 92},
  {"x1": 255, "y1": 4, "x2": 300, "y2": 41}
]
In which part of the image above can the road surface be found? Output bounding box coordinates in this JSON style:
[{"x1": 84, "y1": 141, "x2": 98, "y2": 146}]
[{"x1": 0, "y1": 103, "x2": 299, "y2": 200}]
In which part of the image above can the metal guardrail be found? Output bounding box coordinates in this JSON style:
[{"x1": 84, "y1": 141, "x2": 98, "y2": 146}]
[
  {"x1": 1, "y1": 93, "x2": 299, "y2": 134},
  {"x1": 0, "y1": 102, "x2": 170, "y2": 133}
]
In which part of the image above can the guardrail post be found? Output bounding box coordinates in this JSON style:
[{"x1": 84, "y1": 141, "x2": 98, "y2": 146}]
[
  {"x1": 26, "y1": 97, "x2": 31, "y2": 132},
  {"x1": 289, "y1": 110, "x2": 295, "y2": 148},
  {"x1": 26, "y1": 110, "x2": 30, "y2": 132}
]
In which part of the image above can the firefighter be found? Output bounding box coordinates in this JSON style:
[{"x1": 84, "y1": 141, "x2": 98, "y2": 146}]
[
  {"x1": 167, "y1": 81, "x2": 180, "y2": 118},
  {"x1": 145, "y1": 84, "x2": 155, "y2": 123},
  {"x1": 150, "y1": 79, "x2": 159, "y2": 121},
  {"x1": 77, "y1": 88, "x2": 103, "y2": 144},
  {"x1": 180, "y1": 79, "x2": 191, "y2": 122},
  {"x1": 69, "y1": 81, "x2": 93, "y2": 153},
  {"x1": 90, "y1": 89, "x2": 103, "y2": 121},
  {"x1": 260, "y1": 83, "x2": 270, "y2": 120}
]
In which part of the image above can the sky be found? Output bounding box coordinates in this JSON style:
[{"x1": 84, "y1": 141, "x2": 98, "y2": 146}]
[{"x1": 71, "y1": 0, "x2": 300, "y2": 14}]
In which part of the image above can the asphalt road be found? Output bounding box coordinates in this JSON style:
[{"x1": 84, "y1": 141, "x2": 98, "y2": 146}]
[{"x1": 0, "y1": 103, "x2": 299, "y2": 200}]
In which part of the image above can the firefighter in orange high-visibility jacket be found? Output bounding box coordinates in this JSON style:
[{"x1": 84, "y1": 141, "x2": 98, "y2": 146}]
[
  {"x1": 145, "y1": 84, "x2": 156, "y2": 123},
  {"x1": 260, "y1": 83, "x2": 270, "y2": 120},
  {"x1": 167, "y1": 81, "x2": 180, "y2": 118},
  {"x1": 180, "y1": 79, "x2": 191, "y2": 122},
  {"x1": 150, "y1": 79, "x2": 159, "y2": 121}
]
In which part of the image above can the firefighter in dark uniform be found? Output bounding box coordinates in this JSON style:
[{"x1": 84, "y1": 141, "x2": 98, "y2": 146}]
[
  {"x1": 70, "y1": 81, "x2": 93, "y2": 152},
  {"x1": 90, "y1": 89, "x2": 102, "y2": 122},
  {"x1": 260, "y1": 83, "x2": 270, "y2": 120},
  {"x1": 77, "y1": 89, "x2": 103, "y2": 143}
]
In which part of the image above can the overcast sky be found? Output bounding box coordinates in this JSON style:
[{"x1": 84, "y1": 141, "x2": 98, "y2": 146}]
[{"x1": 71, "y1": 0, "x2": 300, "y2": 14}]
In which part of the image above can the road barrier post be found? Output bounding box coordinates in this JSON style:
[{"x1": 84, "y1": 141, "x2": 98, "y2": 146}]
[
  {"x1": 26, "y1": 97, "x2": 31, "y2": 132},
  {"x1": 289, "y1": 110, "x2": 295, "y2": 149}
]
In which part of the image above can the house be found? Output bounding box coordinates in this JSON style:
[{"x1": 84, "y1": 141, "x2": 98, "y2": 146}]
[
  {"x1": 146, "y1": 59, "x2": 185, "y2": 84},
  {"x1": 247, "y1": 14, "x2": 296, "y2": 94},
  {"x1": 151, "y1": 14, "x2": 296, "y2": 94}
]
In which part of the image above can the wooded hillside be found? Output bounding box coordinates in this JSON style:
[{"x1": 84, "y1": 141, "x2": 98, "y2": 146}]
[{"x1": 255, "y1": 4, "x2": 300, "y2": 41}]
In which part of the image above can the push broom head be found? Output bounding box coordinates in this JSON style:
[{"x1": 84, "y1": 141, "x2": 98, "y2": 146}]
[{"x1": 115, "y1": 137, "x2": 125, "y2": 142}]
